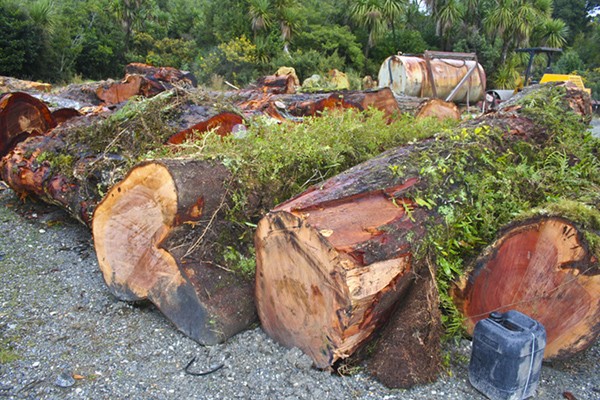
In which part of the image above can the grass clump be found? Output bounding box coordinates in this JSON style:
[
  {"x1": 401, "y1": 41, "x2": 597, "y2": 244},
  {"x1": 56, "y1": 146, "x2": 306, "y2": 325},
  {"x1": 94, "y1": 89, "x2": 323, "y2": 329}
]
[
  {"x1": 0, "y1": 336, "x2": 19, "y2": 364},
  {"x1": 154, "y1": 108, "x2": 454, "y2": 221}
]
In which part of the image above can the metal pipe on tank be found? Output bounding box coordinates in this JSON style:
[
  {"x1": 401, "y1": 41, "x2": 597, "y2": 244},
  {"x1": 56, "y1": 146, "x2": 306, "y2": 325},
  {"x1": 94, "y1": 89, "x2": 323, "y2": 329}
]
[{"x1": 378, "y1": 55, "x2": 486, "y2": 103}]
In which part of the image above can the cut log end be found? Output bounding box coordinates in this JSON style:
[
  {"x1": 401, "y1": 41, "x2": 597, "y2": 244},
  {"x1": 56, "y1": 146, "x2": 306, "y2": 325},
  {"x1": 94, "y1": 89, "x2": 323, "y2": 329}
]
[
  {"x1": 95, "y1": 75, "x2": 147, "y2": 105},
  {"x1": 166, "y1": 112, "x2": 244, "y2": 144},
  {"x1": 256, "y1": 211, "x2": 350, "y2": 368},
  {"x1": 416, "y1": 98, "x2": 461, "y2": 121},
  {"x1": 454, "y1": 217, "x2": 600, "y2": 359},
  {"x1": 93, "y1": 162, "x2": 180, "y2": 300},
  {"x1": 93, "y1": 160, "x2": 256, "y2": 344},
  {"x1": 255, "y1": 205, "x2": 416, "y2": 369},
  {"x1": 0, "y1": 92, "x2": 56, "y2": 157}
]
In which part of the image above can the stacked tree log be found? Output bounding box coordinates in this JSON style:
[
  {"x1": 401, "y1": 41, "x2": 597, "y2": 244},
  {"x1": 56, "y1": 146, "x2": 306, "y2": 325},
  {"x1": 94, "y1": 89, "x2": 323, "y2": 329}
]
[
  {"x1": 236, "y1": 87, "x2": 460, "y2": 123},
  {"x1": 92, "y1": 159, "x2": 256, "y2": 344},
  {"x1": 91, "y1": 90, "x2": 459, "y2": 344},
  {"x1": 254, "y1": 83, "x2": 598, "y2": 387},
  {"x1": 0, "y1": 88, "x2": 246, "y2": 224},
  {"x1": 0, "y1": 92, "x2": 56, "y2": 157},
  {"x1": 453, "y1": 207, "x2": 600, "y2": 359}
]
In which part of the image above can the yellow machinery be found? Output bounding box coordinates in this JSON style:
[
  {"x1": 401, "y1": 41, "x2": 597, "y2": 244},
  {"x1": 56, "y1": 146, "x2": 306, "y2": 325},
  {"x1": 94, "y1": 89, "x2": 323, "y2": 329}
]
[
  {"x1": 539, "y1": 74, "x2": 591, "y2": 94},
  {"x1": 486, "y1": 48, "x2": 591, "y2": 109},
  {"x1": 516, "y1": 47, "x2": 591, "y2": 94}
]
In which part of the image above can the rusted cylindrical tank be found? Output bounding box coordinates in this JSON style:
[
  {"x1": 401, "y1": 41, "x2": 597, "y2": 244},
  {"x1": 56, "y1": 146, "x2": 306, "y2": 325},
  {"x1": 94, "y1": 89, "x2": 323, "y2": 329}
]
[{"x1": 378, "y1": 55, "x2": 486, "y2": 103}]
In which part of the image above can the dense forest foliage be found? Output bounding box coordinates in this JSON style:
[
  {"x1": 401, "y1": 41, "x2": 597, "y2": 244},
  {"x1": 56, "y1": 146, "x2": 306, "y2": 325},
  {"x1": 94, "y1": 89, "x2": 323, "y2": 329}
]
[{"x1": 1, "y1": 0, "x2": 600, "y2": 98}]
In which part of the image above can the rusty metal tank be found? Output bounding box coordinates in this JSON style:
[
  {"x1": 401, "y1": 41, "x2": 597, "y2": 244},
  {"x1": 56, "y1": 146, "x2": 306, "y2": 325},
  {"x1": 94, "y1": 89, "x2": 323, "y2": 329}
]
[{"x1": 378, "y1": 55, "x2": 486, "y2": 103}]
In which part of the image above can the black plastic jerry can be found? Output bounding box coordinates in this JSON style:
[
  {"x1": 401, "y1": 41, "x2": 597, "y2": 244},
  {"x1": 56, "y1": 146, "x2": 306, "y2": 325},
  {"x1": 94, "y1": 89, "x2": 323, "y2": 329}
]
[{"x1": 469, "y1": 310, "x2": 546, "y2": 400}]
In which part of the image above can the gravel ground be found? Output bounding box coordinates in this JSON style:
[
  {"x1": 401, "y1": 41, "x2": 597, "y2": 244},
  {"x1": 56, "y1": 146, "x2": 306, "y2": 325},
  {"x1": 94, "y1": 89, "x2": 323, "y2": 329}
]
[{"x1": 0, "y1": 184, "x2": 598, "y2": 400}]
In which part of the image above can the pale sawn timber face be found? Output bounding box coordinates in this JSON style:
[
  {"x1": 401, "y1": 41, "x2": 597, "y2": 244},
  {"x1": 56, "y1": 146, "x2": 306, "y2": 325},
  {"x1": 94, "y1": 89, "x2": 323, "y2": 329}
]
[
  {"x1": 93, "y1": 159, "x2": 256, "y2": 345},
  {"x1": 93, "y1": 162, "x2": 182, "y2": 302}
]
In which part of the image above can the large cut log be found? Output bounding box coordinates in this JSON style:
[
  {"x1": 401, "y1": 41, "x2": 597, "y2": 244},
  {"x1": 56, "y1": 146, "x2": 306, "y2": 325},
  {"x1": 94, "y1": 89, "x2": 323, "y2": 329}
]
[
  {"x1": 254, "y1": 84, "x2": 594, "y2": 378},
  {"x1": 95, "y1": 74, "x2": 157, "y2": 105},
  {"x1": 0, "y1": 113, "x2": 120, "y2": 224},
  {"x1": 252, "y1": 75, "x2": 297, "y2": 94},
  {"x1": 453, "y1": 212, "x2": 600, "y2": 359},
  {"x1": 254, "y1": 148, "x2": 434, "y2": 369},
  {"x1": 0, "y1": 76, "x2": 52, "y2": 93},
  {"x1": 93, "y1": 159, "x2": 256, "y2": 344},
  {"x1": 0, "y1": 92, "x2": 56, "y2": 158},
  {"x1": 97, "y1": 63, "x2": 197, "y2": 105},
  {"x1": 415, "y1": 98, "x2": 461, "y2": 120}
]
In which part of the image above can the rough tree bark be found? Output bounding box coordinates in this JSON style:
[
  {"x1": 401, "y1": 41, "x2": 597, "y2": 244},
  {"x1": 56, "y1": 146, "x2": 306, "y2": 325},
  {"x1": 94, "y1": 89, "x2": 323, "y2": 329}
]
[
  {"x1": 93, "y1": 159, "x2": 256, "y2": 344},
  {"x1": 453, "y1": 214, "x2": 600, "y2": 359},
  {"x1": 0, "y1": 114, "x2": 119, "y2": 224},
  {"x1": 51, "y1": 108, "x2": 82, "y2": 124}
]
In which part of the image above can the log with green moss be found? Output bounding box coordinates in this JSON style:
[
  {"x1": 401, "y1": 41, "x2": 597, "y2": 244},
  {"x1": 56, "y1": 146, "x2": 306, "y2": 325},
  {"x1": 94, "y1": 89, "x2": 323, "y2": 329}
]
[
  {"x1": 254, "y1": 83, "x2": 597, "y2": 386},
  {"x1": 91, "y1": 109, "x2": 452, "y2": 344},
  {"x1": 0, "y1": 90, "x2": 243, "y2": 225}
]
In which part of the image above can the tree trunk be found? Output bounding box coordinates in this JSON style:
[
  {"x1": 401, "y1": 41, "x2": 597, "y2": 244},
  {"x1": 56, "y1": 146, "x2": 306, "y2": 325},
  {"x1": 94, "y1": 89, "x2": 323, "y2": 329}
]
[
  {"x1": 254, "y1": 141, "x2": 439, "y2": 369},
  {"x1": 166, "y1": 112, "x2": 245, "y2": 145},
  {"x1": 415, "y1": 98, "x2": 461, "y2": 121},
  {"x1": 254, "y1": 84, "x2": 593, "y2": 377},
  {"x1": 453, "y1": 214, "x2": 600, "y2": 360},
  {"x1": 125, "y1": 63, "x2": 197, "y2": 87},
  {"x1": 92, "y1": 159, "x2": 256, "y2": 344},
  {"x1": 255, "y1": 184, "x2": 425, "y2": 369},
  {"x1": 252, "y1": 75, "x2": 297, "y2": 95},
  {"x1": 238, "y1": 88, "x2": 458, "y2": 122},
  {"x1": 0, "y1": 92, "x2": 56, "y2": 158},
  {"x1": 0, "y1": 114, "x2": 119, "y2": 225},
  {"x1": 0, "y1": 90, "x2": 244, "y2": 224}
]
